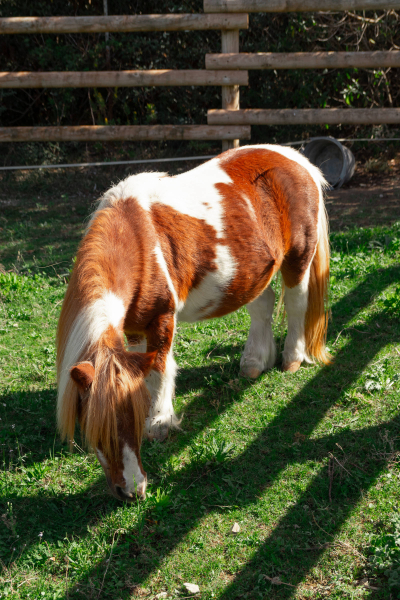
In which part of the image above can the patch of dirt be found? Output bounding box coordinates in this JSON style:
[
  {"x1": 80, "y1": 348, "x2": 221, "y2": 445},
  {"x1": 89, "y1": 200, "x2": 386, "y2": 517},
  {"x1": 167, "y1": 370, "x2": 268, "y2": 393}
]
[
  {"x1": 326, "y1": 152, "x2": 400, "y2": 230},
  {"x1": 1, "y1": 148, "x2": 399, "y2": 233}
]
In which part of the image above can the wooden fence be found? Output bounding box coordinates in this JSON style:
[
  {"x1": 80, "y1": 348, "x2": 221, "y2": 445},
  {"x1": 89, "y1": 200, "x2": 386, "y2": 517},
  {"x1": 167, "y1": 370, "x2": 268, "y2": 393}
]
[
  {"x1": 0, "y1": 13, "x2": 250, "y2": 148},
  {"x1": 205, "y1": 0, "x2": 400, "y2": 147},
  {"x1": 0, "y1": 1, "x2": 399, "y2": 151}
]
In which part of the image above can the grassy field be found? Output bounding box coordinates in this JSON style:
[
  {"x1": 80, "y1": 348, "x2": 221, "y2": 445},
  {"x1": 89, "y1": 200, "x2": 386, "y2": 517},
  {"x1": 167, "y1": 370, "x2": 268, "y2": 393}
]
[{"x1": 0, "y1": 166, "x2": 400, "y2": 600}]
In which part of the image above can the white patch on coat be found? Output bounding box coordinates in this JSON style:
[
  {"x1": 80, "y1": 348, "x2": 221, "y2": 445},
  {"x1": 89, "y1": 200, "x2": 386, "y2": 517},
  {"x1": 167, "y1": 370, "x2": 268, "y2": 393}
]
[
  {"x1": 122, "y1": 444, "x2": 147, "y2": 497},
  {"x1": 178, "y1": 244, "x2": 237, "y2": 322},
  {"x1": 97, "y1": 160, "x2": 232, "y2": 240},
  {"x1": 241, "y1": 194, "x2": 257, "y2": 221},
  {"x1": 57, "y1": 291, "x2": 125, "y2": 417},
  {"x1": 154, "y1": 243, "x2": 184, "y2": 312},
  {"x1": 86, "y1": 291, "x2": 125, "y2": 335}
]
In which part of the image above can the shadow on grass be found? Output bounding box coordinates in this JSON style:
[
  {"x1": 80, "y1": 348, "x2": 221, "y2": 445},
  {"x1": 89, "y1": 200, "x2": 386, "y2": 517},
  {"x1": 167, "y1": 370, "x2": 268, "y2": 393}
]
[
  {"x1": 52, "y1": 263, "x2": 399, "y2": 598},
  {"x1": 1, "y1": 263, "x2": 399, "y2": 598}
]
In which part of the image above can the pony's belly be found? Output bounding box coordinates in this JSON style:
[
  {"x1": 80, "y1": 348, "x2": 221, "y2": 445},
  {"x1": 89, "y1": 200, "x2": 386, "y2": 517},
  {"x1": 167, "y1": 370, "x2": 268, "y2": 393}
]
[
  {"x1": 177, "y1": 272, "x2": 271, "y2": 323},
  {"x1": 177, "y1": 287, "x2": 221, "y2": 323},
  {"x1": 177, "y1": 243, "x2": 237, "y2": 322}
]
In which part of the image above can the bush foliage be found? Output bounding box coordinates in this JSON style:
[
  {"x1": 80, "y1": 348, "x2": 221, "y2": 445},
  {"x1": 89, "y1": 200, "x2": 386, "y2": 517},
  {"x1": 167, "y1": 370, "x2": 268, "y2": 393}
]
[{"x1": 1, "y1": 0, "x2": 399, "y2": 142}]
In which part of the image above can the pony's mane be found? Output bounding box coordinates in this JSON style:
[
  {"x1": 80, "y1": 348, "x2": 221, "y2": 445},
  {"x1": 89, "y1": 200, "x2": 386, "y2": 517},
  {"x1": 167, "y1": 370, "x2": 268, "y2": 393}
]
[
  {"x1": 56, "y1": 204, "x2": 149, "y2": 453},
  {"x1": 57, "y1": 330, "x2": 150, "y2": 455},
  {"x1": 81, "y1": 336, "x2": 150, "y2": 455},
  {"x1": 57, "y1": 206, "x2": 124, "y2": 393}
]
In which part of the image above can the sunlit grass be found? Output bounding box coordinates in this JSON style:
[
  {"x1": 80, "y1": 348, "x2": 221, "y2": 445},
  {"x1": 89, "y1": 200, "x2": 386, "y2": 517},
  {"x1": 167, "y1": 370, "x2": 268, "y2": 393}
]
[{"x1": 1, "y1": 185, "x2": 400, "y2": 599}]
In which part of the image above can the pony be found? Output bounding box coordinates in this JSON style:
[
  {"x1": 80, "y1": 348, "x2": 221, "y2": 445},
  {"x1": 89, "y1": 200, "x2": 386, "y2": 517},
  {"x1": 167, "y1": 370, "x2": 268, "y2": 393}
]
[{"x1": 56, "y1": 144, "x2": 330, "y2": 501}]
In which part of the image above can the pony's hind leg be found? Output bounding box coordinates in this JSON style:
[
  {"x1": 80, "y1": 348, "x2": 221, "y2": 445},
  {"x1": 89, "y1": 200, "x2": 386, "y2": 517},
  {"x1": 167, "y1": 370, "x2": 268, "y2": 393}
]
[
  {"x1": 281, "y1": 267, "x2": 310, "y2": 373},
  {"x1": 240, "y1": 285, "x2": 277, "y2": 378}
]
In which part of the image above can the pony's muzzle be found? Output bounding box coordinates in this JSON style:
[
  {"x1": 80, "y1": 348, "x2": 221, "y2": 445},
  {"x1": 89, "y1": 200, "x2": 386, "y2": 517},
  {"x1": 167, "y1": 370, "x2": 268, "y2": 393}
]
[{"x1": 111, "y1": 480, "x2": 147, "y2": 502}]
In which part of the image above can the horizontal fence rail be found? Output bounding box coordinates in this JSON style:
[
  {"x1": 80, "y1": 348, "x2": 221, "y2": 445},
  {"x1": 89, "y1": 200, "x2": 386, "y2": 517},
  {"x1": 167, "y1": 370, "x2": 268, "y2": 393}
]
[
  {"x1": 206, "y1": 51, "x2": 400, "y2": 70},
  {"x1": 2, "y1": 4, "x2": 398, "y2": 146},
  {"x1": 0, "y1": 14, "x2": 248, "y2": 34},
  {"x1": 207, "y1": 108, "x2": 400, "y2": 125},
  {"x1": 0, "y1": 70, "x2": 248, "y2": 89},
  {"x1": 0, "y1": 125, "x2": 251, "y2": 142},
  {"x1": 204, "y1": 0, "x2": 400, "y2": 12}
]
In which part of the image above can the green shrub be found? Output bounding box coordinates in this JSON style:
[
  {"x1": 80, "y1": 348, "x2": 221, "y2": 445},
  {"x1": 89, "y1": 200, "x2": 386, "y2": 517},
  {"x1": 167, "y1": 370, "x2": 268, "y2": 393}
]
[{"x1": 368, "y1": 514, "x2": 400, "y2": 596}]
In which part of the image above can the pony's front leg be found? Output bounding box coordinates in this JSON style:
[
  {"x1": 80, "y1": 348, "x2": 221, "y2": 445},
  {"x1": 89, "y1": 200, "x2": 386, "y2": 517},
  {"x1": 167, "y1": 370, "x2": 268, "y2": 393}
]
[
  {"x1": 240, "y1": 286, "x2": 277, "y2": 378},
  {"x1": 144, "y1": 348, "x2": 179, "y2": 441},
  {"x1": 136, "y1": 317, "x2": 179, "y2": 442}
]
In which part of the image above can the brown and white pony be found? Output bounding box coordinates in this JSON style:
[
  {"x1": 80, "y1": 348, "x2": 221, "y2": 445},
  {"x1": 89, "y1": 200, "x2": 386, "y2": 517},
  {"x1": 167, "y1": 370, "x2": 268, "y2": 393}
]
[{"x1": 56, "y1": 145, "x2": 330, "y2": 501}]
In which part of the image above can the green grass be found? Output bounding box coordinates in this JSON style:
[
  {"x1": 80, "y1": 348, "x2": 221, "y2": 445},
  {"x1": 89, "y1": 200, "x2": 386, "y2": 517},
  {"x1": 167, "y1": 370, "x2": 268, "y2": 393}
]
[{"x1": 1, "y1": 174, "x2": 400, "y2": 599}]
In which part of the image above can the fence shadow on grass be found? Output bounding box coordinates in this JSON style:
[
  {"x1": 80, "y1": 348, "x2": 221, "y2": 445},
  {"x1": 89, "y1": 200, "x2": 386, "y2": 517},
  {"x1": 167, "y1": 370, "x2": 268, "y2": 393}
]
[
  {"x1": 38, "y1": 263, "x2": 398, "y2": 598},
  {"x1": 1, "y1": 263, "x2": 399, "y2": 597},
  {"x1": 0, "y1": 359, "x2": 258, "y2": 569}
]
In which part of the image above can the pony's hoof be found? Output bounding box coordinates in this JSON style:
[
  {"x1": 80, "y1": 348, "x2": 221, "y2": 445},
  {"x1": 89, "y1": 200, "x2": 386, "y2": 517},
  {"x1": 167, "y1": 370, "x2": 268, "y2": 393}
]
[
  {"x1": 156, "y1": 425, "x2": 169, "y2": 442},
  {"x1": 239, "y1": 366, "x2": 262, "y2": 379},
  {"x1": 149, "y1": 424, "x2": 169, "y2": 442},
  {"x1": 282, "y1": 360, "x2": 301, "y2": 373}
]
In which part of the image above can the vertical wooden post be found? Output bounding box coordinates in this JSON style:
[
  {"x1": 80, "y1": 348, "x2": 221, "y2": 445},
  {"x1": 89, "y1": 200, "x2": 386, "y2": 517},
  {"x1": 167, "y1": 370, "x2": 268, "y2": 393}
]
[{"x1": 221, "y1": 29, "x2": 240, "y2": 151}]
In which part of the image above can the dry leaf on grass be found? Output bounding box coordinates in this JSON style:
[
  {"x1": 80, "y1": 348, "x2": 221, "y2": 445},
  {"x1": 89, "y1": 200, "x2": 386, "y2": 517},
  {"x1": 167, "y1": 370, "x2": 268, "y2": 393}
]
[
  {"x1": 183, "y1": 582, "x2": 200, "y2": 594},
  {"x1": 230, "y1": 522, "x2": 240, "y2": 534},
  {"x1": 264, "y1": 575, "x2": 295, "y2": 588}
]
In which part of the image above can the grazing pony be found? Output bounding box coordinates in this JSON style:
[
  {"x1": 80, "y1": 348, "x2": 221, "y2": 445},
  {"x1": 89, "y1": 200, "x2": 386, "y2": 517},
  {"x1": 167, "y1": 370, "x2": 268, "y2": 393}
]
[{"x1": 56, "y1": 145, "x2": 330, "y2": 501}]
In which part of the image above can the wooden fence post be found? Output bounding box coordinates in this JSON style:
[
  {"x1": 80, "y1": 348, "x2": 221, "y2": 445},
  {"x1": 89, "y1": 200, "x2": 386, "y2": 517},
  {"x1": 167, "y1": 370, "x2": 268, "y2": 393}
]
[{"x1": 221, "y1": 29, "x2": 240, "y2": 151}]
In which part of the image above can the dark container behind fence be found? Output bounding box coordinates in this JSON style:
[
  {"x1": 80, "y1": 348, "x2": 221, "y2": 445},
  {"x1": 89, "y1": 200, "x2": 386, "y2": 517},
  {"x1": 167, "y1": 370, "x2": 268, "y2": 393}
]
[{"x1": 301, "y1": 137, "x2": 356, "y2": 189}]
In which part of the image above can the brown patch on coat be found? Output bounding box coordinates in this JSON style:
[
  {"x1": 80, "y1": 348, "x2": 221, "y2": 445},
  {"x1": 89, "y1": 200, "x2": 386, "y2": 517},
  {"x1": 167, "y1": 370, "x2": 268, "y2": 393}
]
[
  {"x1": 219, "y1": 148, "x2": 319, "y2": 291},
  {"x1": 150, "y1": 202, "x2": 219, "y2": 303}
]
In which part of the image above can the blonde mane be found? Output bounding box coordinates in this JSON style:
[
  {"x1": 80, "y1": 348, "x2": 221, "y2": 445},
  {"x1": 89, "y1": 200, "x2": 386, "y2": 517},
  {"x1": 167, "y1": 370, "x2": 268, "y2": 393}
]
[{"x1": 56, "y1": 204, "x2": 149, "y2": 455}]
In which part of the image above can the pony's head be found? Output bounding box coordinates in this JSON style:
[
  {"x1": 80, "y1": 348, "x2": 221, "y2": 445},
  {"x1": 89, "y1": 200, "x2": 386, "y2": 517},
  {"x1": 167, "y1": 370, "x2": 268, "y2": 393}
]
[{"x1": 60, "y1": 339, "x2": 157, "y2": 501}]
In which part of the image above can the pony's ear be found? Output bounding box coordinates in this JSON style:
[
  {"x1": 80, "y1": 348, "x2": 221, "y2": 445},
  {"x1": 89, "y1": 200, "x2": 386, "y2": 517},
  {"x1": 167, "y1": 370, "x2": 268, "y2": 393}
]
[
  {"x1": 70, "y1": 362, "x2": 95, "y2": 392},
  {"x1": 129, "y1": 350, "x2": 158, "y2": 377}
]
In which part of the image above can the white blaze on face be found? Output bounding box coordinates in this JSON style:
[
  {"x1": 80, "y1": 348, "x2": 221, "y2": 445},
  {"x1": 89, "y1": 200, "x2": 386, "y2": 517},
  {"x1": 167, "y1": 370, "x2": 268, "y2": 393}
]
[{"x1": 122, "y1": 444, "x2": 147, "y2": 497}]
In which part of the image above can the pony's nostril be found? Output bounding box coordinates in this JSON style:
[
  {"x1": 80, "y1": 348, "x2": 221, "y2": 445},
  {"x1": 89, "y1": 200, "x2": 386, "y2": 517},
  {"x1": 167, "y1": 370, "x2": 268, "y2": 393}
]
[
  {"x1": 114, "y1": 485, "x2": 134, "y2": 501},
  {"x1": 114, "y1": 485, "x2": 126, "y2": 499}
]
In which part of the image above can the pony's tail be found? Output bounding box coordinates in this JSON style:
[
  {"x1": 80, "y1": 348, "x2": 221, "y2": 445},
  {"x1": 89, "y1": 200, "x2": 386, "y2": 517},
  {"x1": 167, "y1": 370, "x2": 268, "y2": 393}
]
[{"x1": 305, "y1": 197, "x2": 332, "y2": 364}]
